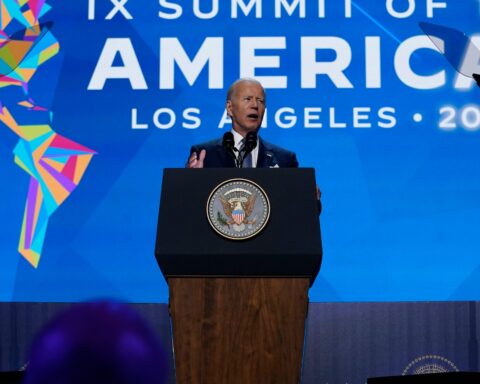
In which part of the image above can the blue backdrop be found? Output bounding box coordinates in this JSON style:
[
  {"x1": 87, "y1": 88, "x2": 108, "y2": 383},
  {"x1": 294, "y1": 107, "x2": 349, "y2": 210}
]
[{"x1": 1, "y1": 0, "x2": 479, "y2": 303}]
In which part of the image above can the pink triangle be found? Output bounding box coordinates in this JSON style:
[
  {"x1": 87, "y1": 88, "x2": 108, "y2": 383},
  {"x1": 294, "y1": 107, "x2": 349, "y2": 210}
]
[
  {"x1": 62, "y1": 156, "x2": 77, "y2": 180},
  {"x1": 50, "y1": 135, "x2": 95, "y2": 153},
  {"x1": 28, "y1": 0, "x2": 46, "y2": 22}
]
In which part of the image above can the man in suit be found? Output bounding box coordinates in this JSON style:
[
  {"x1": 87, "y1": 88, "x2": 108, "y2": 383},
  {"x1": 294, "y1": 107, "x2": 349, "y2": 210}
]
[{"x1": 186, "y1": 78, "x2": 298, "y2": 168}]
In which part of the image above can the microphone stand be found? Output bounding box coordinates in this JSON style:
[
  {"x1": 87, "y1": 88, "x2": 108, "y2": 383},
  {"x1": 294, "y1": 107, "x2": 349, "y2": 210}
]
[
  {"x1": 223, "y1": 132, "x2": 242, "y2": 168},
  {"x1": 238, "y1": 132, "x2": 257, "y2": 168},
  {"x1": 235, "y1": 149, "x2": 243, "y2": 168},
  {"x1": 222, "y1": 131, "x2": 257, "y2": 168}
]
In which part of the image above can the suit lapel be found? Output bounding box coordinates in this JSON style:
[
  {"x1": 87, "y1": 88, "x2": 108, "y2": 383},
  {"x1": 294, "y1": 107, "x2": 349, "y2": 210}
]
[{"x1": 257, "y1": 138, "x2": 275, "y2": 168}]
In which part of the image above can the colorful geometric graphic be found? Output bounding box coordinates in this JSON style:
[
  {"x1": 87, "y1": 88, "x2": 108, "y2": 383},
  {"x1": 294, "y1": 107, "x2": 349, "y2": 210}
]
[
  {"x1": 0, "y1": 1, "x2": 57, "y2": 90},
  {"x1": 0, "y1": 106, "x2": 95, "y2": 267},
  {"x1": 0, "y1": 0, "x2": 96, "y2": 267}
]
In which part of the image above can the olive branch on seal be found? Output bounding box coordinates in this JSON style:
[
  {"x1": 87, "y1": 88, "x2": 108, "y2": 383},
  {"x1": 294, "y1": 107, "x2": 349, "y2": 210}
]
[{"x1": 216, "y1": 211, "x2": 229, "y2": 227}]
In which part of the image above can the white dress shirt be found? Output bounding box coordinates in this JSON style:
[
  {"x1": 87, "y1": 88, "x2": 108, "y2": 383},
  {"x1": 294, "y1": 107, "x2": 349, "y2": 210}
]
[{"x1": 231, "y1": 129, "x2": 259, "y2": 168}]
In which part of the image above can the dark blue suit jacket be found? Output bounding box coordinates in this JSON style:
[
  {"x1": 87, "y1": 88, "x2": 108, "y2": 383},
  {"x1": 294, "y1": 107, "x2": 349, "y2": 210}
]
[
  {"x1": 190, "y1": 137, "x2": 298, "y2": 168},
  {"x1": 190, "y1": 136, "x2": 321, "y2": 213}
]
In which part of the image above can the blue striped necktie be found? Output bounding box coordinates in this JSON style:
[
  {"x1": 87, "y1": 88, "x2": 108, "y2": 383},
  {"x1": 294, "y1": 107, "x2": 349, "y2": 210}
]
[{"x1": 240, "y1": 139, "x2": 253, "y2": 168}]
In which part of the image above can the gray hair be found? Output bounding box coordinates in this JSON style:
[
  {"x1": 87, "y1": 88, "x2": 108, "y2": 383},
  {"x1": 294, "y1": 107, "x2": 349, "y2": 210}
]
[{"x1": 226, "y1": 78, "x2": 266, "y2": 103}]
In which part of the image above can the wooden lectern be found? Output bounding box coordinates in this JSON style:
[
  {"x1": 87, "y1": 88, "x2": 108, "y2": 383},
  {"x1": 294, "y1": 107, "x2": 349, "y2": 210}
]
[{"x1": 155, "y1": 168, "x2": 322, "y2": 384}]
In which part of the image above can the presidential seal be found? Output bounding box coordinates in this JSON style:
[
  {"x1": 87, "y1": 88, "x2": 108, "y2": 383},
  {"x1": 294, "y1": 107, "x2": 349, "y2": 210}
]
[{"x1": 207, "y1": 178, "x2": 270, "y2": 240}]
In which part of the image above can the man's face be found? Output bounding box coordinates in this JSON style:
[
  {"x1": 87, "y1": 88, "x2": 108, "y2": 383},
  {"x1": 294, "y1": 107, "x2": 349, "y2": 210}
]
[{"x1": 226, "y1": 81, "x2": 266, "y2": 137}]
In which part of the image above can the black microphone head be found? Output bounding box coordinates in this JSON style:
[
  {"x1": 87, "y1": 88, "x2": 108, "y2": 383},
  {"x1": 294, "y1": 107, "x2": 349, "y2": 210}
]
[
  {"x1": 244, "y1": 131, "x2": 257, "y2": 152},
  {"x1": 473, "y1": 73, "x2": 480, "y2": 87},
  {"x1": 222, "y1": 131, "x2": 240, "y2": 166},
  {"x1": 222, "y1": 132, "x2": 235, "y2": 149}
]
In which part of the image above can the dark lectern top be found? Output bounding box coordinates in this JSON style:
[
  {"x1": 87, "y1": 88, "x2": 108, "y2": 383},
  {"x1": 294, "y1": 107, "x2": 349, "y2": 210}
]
[{"x1": 155, "y1": 168, "x2": 322, "y2": 284}]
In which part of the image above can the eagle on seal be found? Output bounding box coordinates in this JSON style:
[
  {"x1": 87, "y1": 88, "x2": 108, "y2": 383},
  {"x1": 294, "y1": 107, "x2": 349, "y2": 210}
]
[{"x1": 220, "y1": 194, "x2": 256, "y2": 225}]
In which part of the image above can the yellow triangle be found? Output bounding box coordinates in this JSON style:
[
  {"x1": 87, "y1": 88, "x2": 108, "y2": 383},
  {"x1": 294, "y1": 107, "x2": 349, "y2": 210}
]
[
  {"x1": 43, "y1": 157, "x2": 66, "y2": 173},
  {"x1": 74, "y1": 154, "x2": 94, "y2": 184},
  {"x1": 0, "y1": 40, "x2": 32, "y2": 67},
  {"x1": 0, "y1": 2, "x2": 12, "y2": 30},
  {"x1": 17, "y1": 68, "x2": 35, "y2": 82}
]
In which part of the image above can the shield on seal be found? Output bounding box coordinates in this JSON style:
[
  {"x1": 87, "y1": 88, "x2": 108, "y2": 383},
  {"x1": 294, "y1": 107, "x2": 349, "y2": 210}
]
[{"x1": 232, "y1": 205, "x2": 245, "y2": 225}]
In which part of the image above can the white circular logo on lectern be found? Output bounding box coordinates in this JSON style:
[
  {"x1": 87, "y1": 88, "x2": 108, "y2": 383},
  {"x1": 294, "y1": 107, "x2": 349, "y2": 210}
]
[
  {"x1": 206, "y1": 178, "x2": 270, "y2": 240},
  {"x1": 402, "y1": 355, "x2": 459, "y2": 376}
]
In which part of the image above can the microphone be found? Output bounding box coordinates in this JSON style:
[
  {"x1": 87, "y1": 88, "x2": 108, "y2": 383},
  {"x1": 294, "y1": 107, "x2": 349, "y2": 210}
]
[
  {"x1": 222, "y1": 131, "x2": 235, "y2": 150},
  {"x1": 222, "y1": 132, "x2": 241, "y2": 167},
  {"x1": 243, "y1": 131, "x2": 258, "y2": 154},
  {"x1": 473, "y1": 73, "x2": 480, "y2": 87}
]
